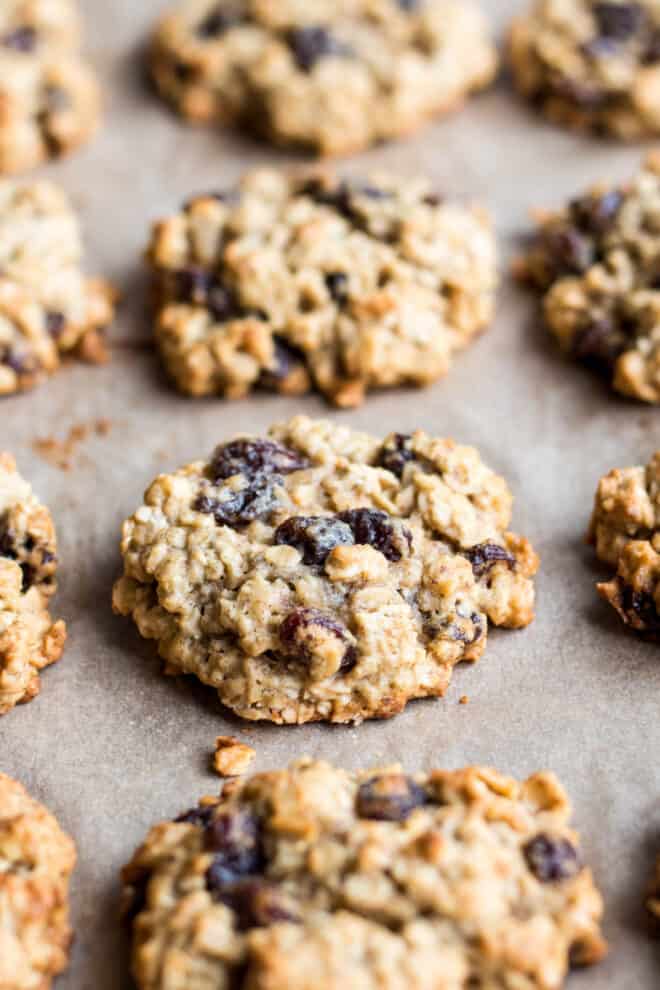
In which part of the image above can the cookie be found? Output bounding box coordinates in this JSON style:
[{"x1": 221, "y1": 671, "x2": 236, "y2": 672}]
[
  {"x1": 0, "y1": 773, "x2": 76, "y2": 990},
  {"x1": 0, "y1": 180, "x2": 115, "y2": 396},
  {"x1": 0, "y1": 0, "x2": 101, "y2": 174},
  {"x1": 509, "y1": 0, "x2": 660, "y2": 138},
  {"x1": 588, "y1": 450, "x2": 660, "y2": 635},
  {"x1": 149, "y1": 0, "x2": 498, "y2": 156},
  {"x1": 146, "y1": 169, "x2": 497, "y2": 408},
  {"x1": 0, "y1": 454, "x2": 66, "y2": 714},
  {"x1": 517, "y1": 153, "x2": 660, "y2": 403},
  {"x1": 121, "y1": 758, "x2": 607, "y2": 990},
  {"x1": 112, "y1": 417, "x2": 538, "y2": 725}
]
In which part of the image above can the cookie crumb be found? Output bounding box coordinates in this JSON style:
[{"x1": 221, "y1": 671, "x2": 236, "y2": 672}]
[
  {"x1": 459, "y1": 695, "x2": 469, "y2": 705},
  {"x1": 212, "y1": 736, "x2": 256, "y2": 777},
  {"x1": 33, "y1": 419, "x2": 113, "y2": 471}
]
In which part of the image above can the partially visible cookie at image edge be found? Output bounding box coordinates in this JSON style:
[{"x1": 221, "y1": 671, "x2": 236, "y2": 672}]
[
  {"x1": 588, "y1": 449, "x2": 660, "y2": 636},
  {"x1": 0, "y1": 179, "x2": 116, "y2": 396},
  {"x1": 121, "y1": 758, "x2": 606, "y2": 990},
  {"x1": 510, "y1": 0, "x2": 660, "y2": 139},
  {"x1": 112, "y1": 416, "x2": 538, "y2": 725},
  {"x1": 146, "y1": 168, "x2": 497, "y2": 408},
  {"x1": 0, "y1": 773, "x2": 76, "y2": 990},
  {"x1": 0, "y1": 453, "x2": 66, "y2": 714},
  {"x1": 0, "y1": 0, "x2": 101, "y2": 174},
  {"x1": 517, "y1": 152, "x2": 660, "y2": 404},
  {"x1": 149, "y1": 0, "x2": 498, "y2": 156}
]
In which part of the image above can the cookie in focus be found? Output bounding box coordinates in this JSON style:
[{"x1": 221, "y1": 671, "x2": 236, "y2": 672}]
[{"x1": 112, "y1": 416, "x2": 538, "y2": 725}]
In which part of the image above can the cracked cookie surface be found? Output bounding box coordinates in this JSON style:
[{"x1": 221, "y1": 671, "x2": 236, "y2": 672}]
[
  {"x1": 121, "y1": 758, "x2": 606, "y2": 990},
  {"x1": 149, "y1": 0, "x2": 497, "y2": 156},
  {"x1": 0, "y1": 0, "x2": 100, "y2": 174},
  {"x1": 518, "y1": 153, "x2": 660, "y2": 403},
  {"x1": 0, "y1": 454, "x2": 66, "y2": 714},
  {"x1": 0, "y1": 180, "x2": 115, "y2": 395},
  {"x1": 588, "y1": 449, "x2": 660, "y2": 635},
  {"x1": 0, "y1": 773, "x2": 76, "y2": 990},
  {"x1": 112, "y1": 417, "x2": 538, "y2": 725},
  {"x1": 146, "y1": 169, "x2": 497, "y2": 408},
  {"x1": 510, "y1": 0, "x2": 660, "y2": 138}
]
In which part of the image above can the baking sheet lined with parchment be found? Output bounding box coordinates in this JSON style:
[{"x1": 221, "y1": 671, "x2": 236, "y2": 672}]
[{"x1": 2, "y1": 1, "x2": 660, "y2": 986}]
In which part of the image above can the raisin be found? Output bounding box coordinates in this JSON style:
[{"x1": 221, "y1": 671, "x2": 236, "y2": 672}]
[
  {"x1": 274, "y1": 515, "x2": 354, "y2": 565},
  {"x1": 398, "y1": 0, "x2": 421, "y2": 9},
  {"x1": 572, "y1": 316, "x2": 629, "y2": 373},
  {"x1": 524, "y1": 834, "x2": 581, "y2": 882},
  {"x1": 422, "y1": 193, "x2": 442, "y2": 207},
  {"x1": 174, "y1": 267, "x2": 246, "y2": 321},
  {"x1": 45, "y1": 311, "x2": 65, "y2": 339},
  {"x1": 210, "y1": 439, "x2": 308, "y2": 481},
  {"x1": 569, "y1": 190, "x2": 623, "y2": 235},
  {"x1": 196, "y1": 8, "x2": 241, "y2": 38},
  {"x1": 540, "y1": 225, "x2": 595, "y2": 278},
  {"x1": 2, "y1": 26, "x2": 37, "y2": 51},
  {"x1": 300, "y1": 179, "x2": 391, "y2": 224},
  {"x1": 2, "y1": 349, "x2": 38, "y2": 376},
  {"x1": 175, "y1": 804, "x2": 216, "y2": 827},
  {"x1": 463, "y1": 543, "x2": 516, "y2": 579},
  {"x1": 279, "y1": 607, "x2": 357, "y2": 674},
  {"x1": 356, "y1": 775, "x2": 427, "y2": 822},
  {"x1": 325, "y1": 271, "x2": 349, "y2": 303},
  {"x1": 621, "y1": 583, "x2": 660, "y2": 632},
  {"x1": 377, "y1": 433, "x2": 415, "y2": 478},
  {"x1": 259, "y1": 337, "x2": 307, "y2": 391},
  {"x1": 205, "y1": 810, "x2": 263, "y2": 890},
  {"x1": 217, "y1": 880, "x2": 300, "y2": 931},
  {"x1": 122, "y1": 869, "x2": 150, "y2": 924},
  {"x1": 337, "y1": 508, "x2": 412, "y2": 562},
  {"x1": 592, "y1": 2, "x2": 643, "y2": 40},
  {"x1": 194, "y1": 474, "x2": 279, "y2": 527},
  {"x1": 442, "y1": 611, "x2": 484, "y2": 646},
  {"x1": 287, "y1": 27, "x2": 353, "y2": 72}
]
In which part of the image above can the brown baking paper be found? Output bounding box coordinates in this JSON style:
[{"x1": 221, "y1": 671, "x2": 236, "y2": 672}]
[{"x1": 2, "y1": 1, "x2": 660, "y2": 986}]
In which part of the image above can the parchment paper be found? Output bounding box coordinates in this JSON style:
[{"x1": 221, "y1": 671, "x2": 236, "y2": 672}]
[{"x1": 2, "y1": 2, "x2": 660, "y2": 986}]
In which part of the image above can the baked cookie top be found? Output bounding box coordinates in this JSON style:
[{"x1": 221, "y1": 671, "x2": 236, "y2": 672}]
[
  {"x1": 588, "y1": 449, "x2": 660, "y2": 635},
  {"x1": 0, "y1": 454, "x2": 66, "y2": 714},
  {"x1": 149, "y1": 0, "x2": 497, "y2": 155},
  {"x1": 518, "y1": 153, "x2": 660, "y2": 404},
  {"x1": 147, "y1": 169, "x2": 497, "y2": 408},
  {"x1": 0, "y1": 773, "x2": 76, "y2": 990},
  {"x1": 122, "y1": 758, "x2": 607, "y2": 990},
  {"x1": 113, "y1": 417, "x2": 538, "y2": 725},
  {"x1": 510, "y1": 0, "x2": 660, "y2": 138},
  {"x1": 0, "y1": 180, "x2": 115, "y2": 395},
  {"x1": 0, "y1": 0, "x2": 100, "y2": 175}
]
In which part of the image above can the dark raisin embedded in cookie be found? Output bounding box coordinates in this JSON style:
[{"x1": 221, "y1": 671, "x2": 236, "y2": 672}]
[
  {"x1": 325, "y1": 271, "x2": 349, "y2": 303},
  {"x1": 211, "y1": 439, "x2": 309, "y2": 481},
  {"x1": 217, "y1": 879, "x2": 301, "y2": 931},
  {"x1": 279, "y1": 607, "x2": 357, "y2": 675},
  {"x1": 377, "y1": 433, "x2": 416, "y2": 478},
  {"x1": 259, "y1": 336, "x2": 308, "y2": 391},
  {"x1": 205, "y1": 809, "x2": 263, "y2": 890},
  {"x1": 569, "y1": 190, "x2": 624, "y2": 235},
  {"x1": 618, "y1": 582, "x2": 660, "y2": 634},
  {"x1": 356, "y1": 774, "x2": 427, "y2": 822},
  {"x1": 524, "y1": 834, "x2": 581, "y2": 882},
  {"x1": 464, "y1": 543, "x2": 516, "y2": 579},
  {"x1": 45, "y1": 311, "x2": 65, "y2": 339},
  {"x1": 592, "y1": 2, "x2": 644, "y2": 41},
  {"x1": 194, "y1": 474, "x2": 280, "y2": 527},
  {"x1": 287, "y1": 27, "x2": 353, "y2": 72},
  {"x1": 2, "y1": 26, "x2": 37, "y2": 51},
  {"x1": 337, "y1": 508, "x2": 412, "y2": 562},
  {"x1": 274, "y1": 515, "x2": 354, "y2": 566},
  {"x1": 196, "y1": 7, "x2": 242, "y2": 39}
]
